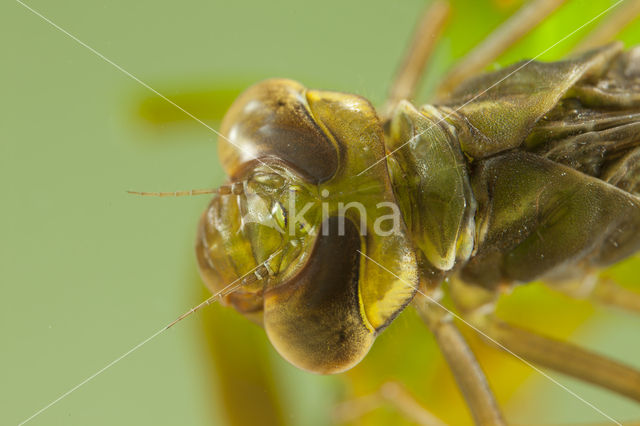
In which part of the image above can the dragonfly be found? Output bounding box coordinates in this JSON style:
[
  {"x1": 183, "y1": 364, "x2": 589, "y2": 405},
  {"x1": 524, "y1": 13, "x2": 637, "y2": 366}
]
[{"x1": 126, "y1": 0, "x2": 640, "y2": 424}]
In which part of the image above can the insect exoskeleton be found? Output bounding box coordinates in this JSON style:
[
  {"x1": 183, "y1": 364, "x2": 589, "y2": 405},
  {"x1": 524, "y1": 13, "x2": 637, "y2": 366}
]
[
  {"x1": 197, "y1": 41, "x2": 640, "y2": 382},
  {"x1": 196, "y1": 79, "x2": 418, "y2": 374}
]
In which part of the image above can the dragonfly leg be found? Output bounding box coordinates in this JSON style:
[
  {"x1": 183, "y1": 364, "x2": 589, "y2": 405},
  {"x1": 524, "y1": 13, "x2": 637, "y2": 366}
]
[
  {"x1": 382, "y1": 0, "x2": 450, "y2": 118},
  {"x1": 466, "y1": 304, "x2": 640, "y2": 403},
  {"x1": 332, "y1": 381, "x2": 446, "y2": 426},
  {"x1": 414, "y1": 293, "x2": 507, "y2": 426},
  {"x1": 572, "y1": 0, "x2": 640, "y2": 53},
  {"x1": 435, "y1": 0, "x2": 566, "y2": 97}
]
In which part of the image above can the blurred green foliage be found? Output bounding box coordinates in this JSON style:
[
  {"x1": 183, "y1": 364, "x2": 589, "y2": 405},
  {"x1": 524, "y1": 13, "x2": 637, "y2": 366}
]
[{"x1": 3, "y1": 0, "x2": 640, "y2": 425}]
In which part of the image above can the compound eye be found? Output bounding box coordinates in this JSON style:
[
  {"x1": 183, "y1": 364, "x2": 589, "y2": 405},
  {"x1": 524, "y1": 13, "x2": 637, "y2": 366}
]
[
  {"x1": 218, "y1": 79, "x2": 339, "y2": 184},
  {"x1": 263, "y1": 216, "x2": 375, "y2": 374}
]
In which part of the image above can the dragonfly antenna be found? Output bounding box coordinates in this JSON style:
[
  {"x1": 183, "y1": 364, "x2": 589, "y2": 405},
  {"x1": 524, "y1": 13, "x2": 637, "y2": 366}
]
[{"x1": 127, "y1": 182, "x2": 245, "y2": 197}]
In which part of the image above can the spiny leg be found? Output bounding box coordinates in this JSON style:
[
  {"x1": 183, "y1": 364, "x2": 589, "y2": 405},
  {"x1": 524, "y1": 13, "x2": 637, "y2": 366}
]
[
  {"x1": 572, "y1": 0, "x2": 640, "y2": 53},
  {"x1": 414, "y1": 293, "x2": 507, "y2": 426},
  {"x1": 450, "y1": 278, "x2": 640, "y2": 403},
  {"x1": 435, "y1": 0, "x2": 567, "y2": 97},
  {"x1": 332, "y1": 382, "x2": 446, "y2": 426},
  {"x1": 382, "y1": 0, "x2": 450, "y2": 118}
]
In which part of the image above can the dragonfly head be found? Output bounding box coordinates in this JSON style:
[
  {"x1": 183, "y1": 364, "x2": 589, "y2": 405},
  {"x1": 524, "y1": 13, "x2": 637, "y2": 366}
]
[{"x1": 196, "y1": 79, "x2": 418, "y2": 373}]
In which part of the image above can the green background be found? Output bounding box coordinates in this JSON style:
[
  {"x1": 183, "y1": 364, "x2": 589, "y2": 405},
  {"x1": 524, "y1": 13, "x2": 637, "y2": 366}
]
[{"x1": 2, "y1": 0, "x2": 640, "y2": 424}]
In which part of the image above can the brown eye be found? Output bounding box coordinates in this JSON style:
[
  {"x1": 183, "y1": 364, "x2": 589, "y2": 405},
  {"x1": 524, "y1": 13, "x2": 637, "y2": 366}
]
[
  {"x1": 263, "y1": 216, "x2": 375, "y2": 374},
  {"x1": 218, "y1": 79, "x2": 340, "y2": 184}
]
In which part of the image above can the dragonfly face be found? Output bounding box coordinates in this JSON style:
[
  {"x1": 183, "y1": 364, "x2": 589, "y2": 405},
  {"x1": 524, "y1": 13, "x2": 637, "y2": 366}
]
[{"x1": 195, "y1": 79, "x2": 419, "y2": 373}]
